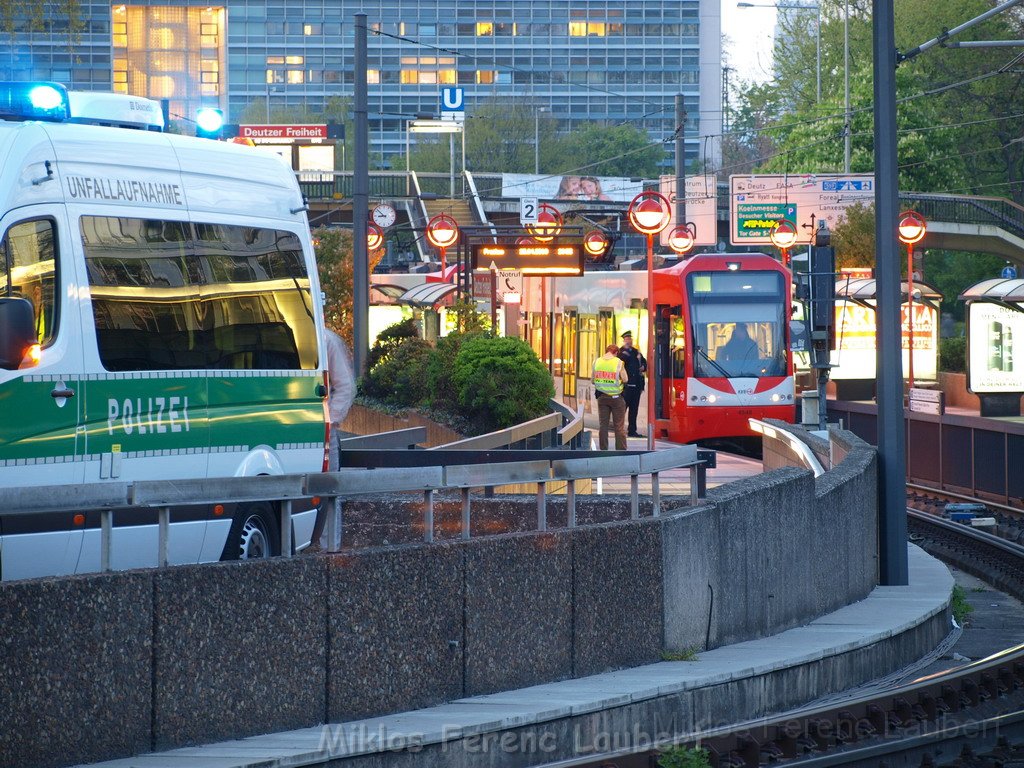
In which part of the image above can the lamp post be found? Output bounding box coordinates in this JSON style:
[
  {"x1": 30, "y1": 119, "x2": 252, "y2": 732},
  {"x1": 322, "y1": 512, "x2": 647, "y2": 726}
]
[
  {"x1": 366, "y1": 223, "x2": 384, "y2": 252},
  {"x1": 897, "y1": 211, "x2": 927, "y2": 390},
  {"x1": 528, "y1": 204, "x2": 563, "y2": 372},
  {"x1": 628, "y1": 191, "x2": 672, "y2": 451},
  {"x1": 738, "y1": 1, "x2": 821, "y2": 103},
  {"x1": 534, "y1": 107, "x2": 550, "y2": 175},
  {"x1": 667, "y1": 223, "x2": 697, "y2": 257},
  {"x1": 583, "y1": 230, "x2": 609, "y2": 259},
  {"x1": 770, "y1": 219, "x2": 799, "y2": 266},
  {"x1": 425, "y1": 213, "x2": 459, "y2": 275}
]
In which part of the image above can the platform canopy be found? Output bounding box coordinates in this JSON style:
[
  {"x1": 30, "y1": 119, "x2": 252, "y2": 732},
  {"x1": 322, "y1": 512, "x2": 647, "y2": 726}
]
[
  {"x1": 395, "y1": 281, "x2": 459, "y2": 308},
  {"x1": 836, "y1": 277, "x2": 942, "y2": 305},
  {"x1": 958, "y1": 277, "x2": 1024, "y2": 303}
]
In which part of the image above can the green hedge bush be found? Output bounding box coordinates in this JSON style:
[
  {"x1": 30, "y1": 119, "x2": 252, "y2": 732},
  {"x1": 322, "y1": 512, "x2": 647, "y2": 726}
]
[
  {"x1": 360, "y1": 320, "x2": 555, "y2": 435},
  {"x1": 939, "y1": 335, "x2": 966, "y2": 374},
  {"x1": 452, "y1": 335, "x2": 555, "y2": 433}
]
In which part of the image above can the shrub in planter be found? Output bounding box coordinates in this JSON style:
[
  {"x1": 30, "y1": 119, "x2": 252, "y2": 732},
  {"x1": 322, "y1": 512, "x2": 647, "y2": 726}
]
[
  {"x1": 425, "y1": 331, "x2": 481, "y2": 410},
  {"x1": 452, "y1": 336, "x2": 554, "y2": 432},
  {"x1": 940, "y1": 335, "x2": 966, "y2": 374},
  {"x1": 360, "y1": 318, "x2": 420, "y2": 399},
  {"x1": 366, "y1": 336, "x2": 434, "y2": 407}
]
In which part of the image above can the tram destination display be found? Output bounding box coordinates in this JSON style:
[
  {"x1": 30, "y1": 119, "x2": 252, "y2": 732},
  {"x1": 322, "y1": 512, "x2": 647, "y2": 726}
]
[{"x1": 471, "y1": 243, "x2": 584, "y2": 275}]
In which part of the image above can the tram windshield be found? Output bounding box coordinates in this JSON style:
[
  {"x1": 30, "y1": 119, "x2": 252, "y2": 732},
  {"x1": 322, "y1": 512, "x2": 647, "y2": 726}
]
[{"x1": 687, "y1": 270, "x2": 787, "y2": 378}]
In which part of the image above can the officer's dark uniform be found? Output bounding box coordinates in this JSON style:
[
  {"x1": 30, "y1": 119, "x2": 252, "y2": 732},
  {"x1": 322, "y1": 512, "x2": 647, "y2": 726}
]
[{"x1": 617, "y1": 332, "x2": 647, "y2": 438}]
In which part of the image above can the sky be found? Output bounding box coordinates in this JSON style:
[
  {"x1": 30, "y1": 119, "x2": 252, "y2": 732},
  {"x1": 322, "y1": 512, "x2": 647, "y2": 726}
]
[{"x1": 721, "y1": 0, "x2": 781, "y2": 86}]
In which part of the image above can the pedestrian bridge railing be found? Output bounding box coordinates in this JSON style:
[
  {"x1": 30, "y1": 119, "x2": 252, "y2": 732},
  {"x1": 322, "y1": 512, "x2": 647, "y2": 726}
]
[{"x1": 0, "y1": 446, "x2": 703, "y2": 573}]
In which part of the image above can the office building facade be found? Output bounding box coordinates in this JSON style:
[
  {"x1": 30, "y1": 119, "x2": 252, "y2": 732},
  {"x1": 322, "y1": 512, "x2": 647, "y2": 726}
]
[{"x1": 2, "y1": 0, "x2": 721, "y2": 168}]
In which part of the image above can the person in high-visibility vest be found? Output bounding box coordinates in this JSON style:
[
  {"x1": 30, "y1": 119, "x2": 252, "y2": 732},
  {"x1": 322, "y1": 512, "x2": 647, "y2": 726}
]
[{"x1": 592, "y1": 343, "x2": 628, "y2": 450}]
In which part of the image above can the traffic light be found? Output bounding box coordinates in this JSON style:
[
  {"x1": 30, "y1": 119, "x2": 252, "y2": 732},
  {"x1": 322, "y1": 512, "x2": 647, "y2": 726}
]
[{"x1": 195, "y1": 107, "x2": 224, "y2": 139}]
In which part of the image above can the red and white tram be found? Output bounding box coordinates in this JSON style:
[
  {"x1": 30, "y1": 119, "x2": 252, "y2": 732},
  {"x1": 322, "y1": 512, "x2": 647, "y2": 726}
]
[{"x1": 525, "y1": 253, "x2": 796, "y2": 444}]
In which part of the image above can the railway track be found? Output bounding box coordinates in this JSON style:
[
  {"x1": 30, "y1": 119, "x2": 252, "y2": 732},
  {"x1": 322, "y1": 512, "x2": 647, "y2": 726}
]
[{"x1": 541, "y1": 487, "x2": 1024, "y2": 768}]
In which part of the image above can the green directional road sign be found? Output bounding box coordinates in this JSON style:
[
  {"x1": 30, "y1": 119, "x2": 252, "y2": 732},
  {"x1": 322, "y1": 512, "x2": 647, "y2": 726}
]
[{"x1": 735, "y1": 202, "x2": 797, "y2": 240}]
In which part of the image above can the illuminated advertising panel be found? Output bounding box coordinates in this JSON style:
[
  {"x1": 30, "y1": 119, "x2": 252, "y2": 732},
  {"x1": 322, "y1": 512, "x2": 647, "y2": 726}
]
[
  {"x1": 471, "y1": 243, "x2": 583, "y2": 275},
  {"x1": 831, "y1": 301, "x2": 938, "y2": 381},
  {"x1": 968, "y1": 302, "x2": 1024, "y2": 393}
]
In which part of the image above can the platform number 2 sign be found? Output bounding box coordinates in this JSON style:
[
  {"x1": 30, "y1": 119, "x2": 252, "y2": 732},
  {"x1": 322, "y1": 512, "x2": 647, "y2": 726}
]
[{"x1": 521, "y1": 197, "x2": 539, "y2": 224}]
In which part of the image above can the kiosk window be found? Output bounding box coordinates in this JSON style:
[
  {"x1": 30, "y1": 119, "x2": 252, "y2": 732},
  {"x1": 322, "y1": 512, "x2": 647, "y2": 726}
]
[{"x1": 1, "y1": 219, "x2": 58, "y2": 347}]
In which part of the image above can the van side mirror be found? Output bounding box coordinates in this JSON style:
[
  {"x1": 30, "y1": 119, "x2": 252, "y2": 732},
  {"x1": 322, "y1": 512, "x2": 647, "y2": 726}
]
[{"x1": 0, "y1": 297, "x2": 37, "y2": 370}]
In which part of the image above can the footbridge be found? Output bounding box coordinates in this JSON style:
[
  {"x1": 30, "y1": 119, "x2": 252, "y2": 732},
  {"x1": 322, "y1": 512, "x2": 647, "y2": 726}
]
[{"x1": 300, "y1": 171, "x2": 1024, "y2": 262}]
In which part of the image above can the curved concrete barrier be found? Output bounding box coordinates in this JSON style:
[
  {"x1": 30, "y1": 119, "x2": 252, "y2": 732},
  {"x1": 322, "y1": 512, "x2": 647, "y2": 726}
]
[{"x1": 0, "y1": 429, "x2": 918, "y2": 768}]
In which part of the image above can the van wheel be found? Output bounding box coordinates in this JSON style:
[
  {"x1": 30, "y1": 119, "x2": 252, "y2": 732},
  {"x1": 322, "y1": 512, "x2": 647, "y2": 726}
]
[{"x1": 222, "y1": 502, "x2": 280, "y2": 560}]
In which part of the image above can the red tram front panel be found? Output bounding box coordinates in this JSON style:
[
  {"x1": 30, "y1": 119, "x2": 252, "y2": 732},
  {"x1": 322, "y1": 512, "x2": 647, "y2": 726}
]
[{"x1": 653, "y1": 254, "x2": 796, "y2": 443}]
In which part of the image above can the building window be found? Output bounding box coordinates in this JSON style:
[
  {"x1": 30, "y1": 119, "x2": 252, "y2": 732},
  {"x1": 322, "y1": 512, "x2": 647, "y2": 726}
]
[
  {"x1": 476, "y1": 22, "x2": 493, "y2": 36},
  {"x1": 367, "y1": 69, "x2": 379, "y2": 83},
  {"x1": 476, "y1": 70, "x2": 495, "y2": 84},
  {"x1": 286, "y1": 69, "x2": 304, "y2": 84},
  {"x1": 303, "y1": 23, "x2": 321, "y2": 35},
  {"x1": 569, "y1": 22, "x2": 606, "y2": 37}
]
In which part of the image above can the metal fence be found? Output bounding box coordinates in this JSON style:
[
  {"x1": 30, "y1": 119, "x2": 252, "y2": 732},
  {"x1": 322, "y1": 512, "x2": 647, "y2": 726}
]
[
  {"x1": 0, "y1": 446, "x2": 703, "y2": 574},
  {"x1": 899, "y1": 192, "x2": 1024, "y2": 242}
]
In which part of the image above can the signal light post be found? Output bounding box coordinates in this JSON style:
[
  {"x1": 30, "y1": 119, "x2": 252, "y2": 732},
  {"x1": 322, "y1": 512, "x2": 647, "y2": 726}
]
[
  {"x1": 628, "y1": 192, "x2": 672, "y2": 451},
  {"x1": 425, "y1": 213, "x2": 460, "y2": 275},
  {"x1": 770, "y1": 219, "x2": 799, "y2": 266},
  {"x1": 897, "y1": 211, "x2": 927, "y2": 390}
]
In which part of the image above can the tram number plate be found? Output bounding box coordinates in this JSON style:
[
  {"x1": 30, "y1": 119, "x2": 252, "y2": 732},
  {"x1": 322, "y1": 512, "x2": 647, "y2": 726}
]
[{"x1": 737, "y1": 409, "x2": 753, "y2": 415}]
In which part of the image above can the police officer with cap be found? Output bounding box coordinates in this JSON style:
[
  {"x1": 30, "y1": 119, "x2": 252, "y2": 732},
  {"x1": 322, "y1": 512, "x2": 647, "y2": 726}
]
[{"x1": 617, "y1": 330, "x2": 647, "y2": 438}]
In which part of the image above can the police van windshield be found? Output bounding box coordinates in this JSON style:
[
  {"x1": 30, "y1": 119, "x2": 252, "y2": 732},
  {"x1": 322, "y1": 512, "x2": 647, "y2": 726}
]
[
  {"x1": 82, "y1": 216, "x2": 318, "y2": 371},
  {"x1": 686, "y1": 270, "x2": 787, "y2": 378}
]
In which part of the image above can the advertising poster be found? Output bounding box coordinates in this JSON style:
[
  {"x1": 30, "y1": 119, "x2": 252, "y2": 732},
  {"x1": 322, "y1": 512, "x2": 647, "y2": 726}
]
[
  {"x1": 968, "y1": 302, "x2": 1024, "y2": 393},
  {"x1": 729, "y1": 174, "x2": 875, "y2": 246},
  {"x1": 832, "y1": 301, "x2": 938, "y2": 380},
  {"x1": 501, "y1": 174, "x2": 642, "y2": 203},
  {"x1": 657, "y1": 174, "x2": 719, "y2": 247}
]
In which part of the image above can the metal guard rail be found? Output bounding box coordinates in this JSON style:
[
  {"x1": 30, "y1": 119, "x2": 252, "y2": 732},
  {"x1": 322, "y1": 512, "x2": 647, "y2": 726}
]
[
  {"x1": 899, "y1": 191, "x2": 1024, "y2": 241},
  {"x1": 0, "y1": 445, "x2": 702, "y2": 573}
]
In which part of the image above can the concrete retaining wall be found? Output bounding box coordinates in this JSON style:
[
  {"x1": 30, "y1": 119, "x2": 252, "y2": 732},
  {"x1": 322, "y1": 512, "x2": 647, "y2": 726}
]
[{"x1": 0, "y1": 432, "x2": 880, "y2": 768}]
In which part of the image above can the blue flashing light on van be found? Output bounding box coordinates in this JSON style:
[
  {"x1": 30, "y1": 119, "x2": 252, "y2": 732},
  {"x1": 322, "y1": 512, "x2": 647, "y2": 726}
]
[
  {"x1": 195, "y1": 107, "x2": 225, "y2": 139},
  {"x1": 0, "y1": 81, "x2": 70, "y2": 122}
]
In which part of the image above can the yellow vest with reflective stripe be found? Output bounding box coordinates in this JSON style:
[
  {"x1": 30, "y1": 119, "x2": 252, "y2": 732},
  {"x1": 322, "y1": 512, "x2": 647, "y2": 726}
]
[{"x1": 593, "y1": 356, "x2": 623, "y2": 395}]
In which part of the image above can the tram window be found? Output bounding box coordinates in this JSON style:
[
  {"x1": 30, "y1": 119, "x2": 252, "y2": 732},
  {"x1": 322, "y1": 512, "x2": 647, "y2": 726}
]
[
  {"x1": 579, "y1": 315, "x2": 598, "y2": 379},
  {"x1": 670, "y1": 315, "x2": 686, "y2": 377},
  {"x1": 688, "y1": 270, "x2": 787, "y2": 378}
]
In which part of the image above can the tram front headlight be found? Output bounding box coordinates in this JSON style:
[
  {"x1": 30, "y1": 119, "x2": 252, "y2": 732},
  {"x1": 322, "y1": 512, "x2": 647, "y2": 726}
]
[
  {"x1": 770, "y1": 393, "x2": 782, "y2": 403},
  {"x1": 707, "y1": 394, "x2": 718, "y2": 403}
]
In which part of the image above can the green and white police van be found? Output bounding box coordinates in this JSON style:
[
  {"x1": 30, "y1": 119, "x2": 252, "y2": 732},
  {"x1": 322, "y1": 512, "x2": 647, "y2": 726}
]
[{"x1": 0, "y1": 83, "x2": 329, "y2": 580}]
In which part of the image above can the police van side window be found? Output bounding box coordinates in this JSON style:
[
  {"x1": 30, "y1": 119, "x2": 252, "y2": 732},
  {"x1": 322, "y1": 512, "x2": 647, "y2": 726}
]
[
  {"x1": 82, "y1": 216, "x2": 317, "y2": 372},
  {"x1": 1, "y1": 220, "x2": 58, "y2": 347}
]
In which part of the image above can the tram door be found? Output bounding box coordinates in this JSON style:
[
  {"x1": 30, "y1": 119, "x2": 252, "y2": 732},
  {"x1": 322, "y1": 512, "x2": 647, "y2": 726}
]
[
  {"x1": 562, "y1": 308, "x2": 579, "y2": 401},
  {"x1": 597, "y1": 308, "x2": 615, "y2": 351},
  {"x1": 654, "y1": 305, "x2": 683, "y2": 421}
]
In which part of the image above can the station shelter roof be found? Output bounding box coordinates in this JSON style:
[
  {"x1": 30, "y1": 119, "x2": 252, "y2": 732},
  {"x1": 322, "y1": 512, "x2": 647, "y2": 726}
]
[
  {"x1": 836, "y1": 277, "x2": 942, "y2": 304},
  {"x1": 959, "y1": 277, "x2": 1024, "y2": 303},
  {"x1": 394, "y1": 281, "x2": 459, "y2": 308}
]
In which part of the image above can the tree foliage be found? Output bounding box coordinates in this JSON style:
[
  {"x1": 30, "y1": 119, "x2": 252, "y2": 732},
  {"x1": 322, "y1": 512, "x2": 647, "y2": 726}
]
[
  {"x1": 730, "y1": 0, "x2": 1024, "y2": 201},
  {"x1": 1, "y1": 0, "x2": 83, "y2": 38},
  {"x1": 404, "y1": 101, "x2": 664, "y2": 178},
  {"x1": 312, "y1": 226, "x2": 383, "y2": 346}
]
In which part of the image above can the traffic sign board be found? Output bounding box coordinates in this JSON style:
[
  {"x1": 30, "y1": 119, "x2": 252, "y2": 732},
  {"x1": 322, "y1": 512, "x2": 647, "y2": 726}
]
[
  {"x1": 520, "y1": 197, "x2": 539, "y2": 224},
  {"x1": 730, "y1": 174, "x2": 875, "y2": 245},
  {"x1": 440, "y1": 87, "x2": 465, "y2": 122},
  {"x1": 1002, "y1": 264, "x2": 1018, "y2": 279}
]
